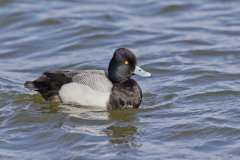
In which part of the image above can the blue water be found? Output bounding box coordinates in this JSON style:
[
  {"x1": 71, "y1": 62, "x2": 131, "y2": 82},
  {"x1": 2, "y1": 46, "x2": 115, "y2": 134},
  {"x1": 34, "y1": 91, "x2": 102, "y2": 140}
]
[{"x1": 1, "y1": 0, "x2": 240, "y2": 159}]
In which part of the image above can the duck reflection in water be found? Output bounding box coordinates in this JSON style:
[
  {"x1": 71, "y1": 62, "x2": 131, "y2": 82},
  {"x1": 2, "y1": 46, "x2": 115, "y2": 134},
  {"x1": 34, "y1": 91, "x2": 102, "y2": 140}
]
[
  {"x1": 105, "y1": 109, "x2": 139, "y2": 150},
  {"x1": 57, "y1": 105, "x2": 140, "y2": 150}
]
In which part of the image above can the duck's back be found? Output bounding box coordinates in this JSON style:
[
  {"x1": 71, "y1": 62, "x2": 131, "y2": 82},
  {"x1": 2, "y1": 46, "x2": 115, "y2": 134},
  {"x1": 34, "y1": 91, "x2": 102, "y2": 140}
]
[
  {"x1": 63, "y1": 70, "x2": 112, "y2": 92},
  {"x1": 25, "y1": 70, "x2": 113, "y2": 107},
  {"x1": 59, "y1": 70, "x2": 113, "y2": 107}
]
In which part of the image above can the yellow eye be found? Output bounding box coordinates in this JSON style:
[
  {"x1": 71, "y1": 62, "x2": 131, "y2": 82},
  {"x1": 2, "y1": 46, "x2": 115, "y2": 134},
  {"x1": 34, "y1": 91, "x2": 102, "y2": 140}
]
[{"x1": 124, "y1": 60, "x2": 129, "y2": 65}]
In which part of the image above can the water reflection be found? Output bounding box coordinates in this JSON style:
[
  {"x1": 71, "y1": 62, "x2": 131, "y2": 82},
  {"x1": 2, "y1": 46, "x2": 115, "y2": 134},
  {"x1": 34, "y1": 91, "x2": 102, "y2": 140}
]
[
  {"x1": 106, "y1": 125, "x2": 137, "y2": 144},
  {"x1": 108, "y1": 109, "x2": 139, "y2": 122},
  {"x1": 106, "y1": 110, "x2": 138, "y2": 147},
  {"x1": 59, "y1": 104, "x2": 139, "y2": 148},
  {"x1": 38, "y1": 104, "x2": 138, "y2": 148}
]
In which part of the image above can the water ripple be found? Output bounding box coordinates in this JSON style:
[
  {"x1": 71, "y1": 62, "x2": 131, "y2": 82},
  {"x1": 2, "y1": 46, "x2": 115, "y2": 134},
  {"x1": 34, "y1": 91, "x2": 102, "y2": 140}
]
[{"x1": 1, "y1": 0, "x2": 240, "y2": 159}]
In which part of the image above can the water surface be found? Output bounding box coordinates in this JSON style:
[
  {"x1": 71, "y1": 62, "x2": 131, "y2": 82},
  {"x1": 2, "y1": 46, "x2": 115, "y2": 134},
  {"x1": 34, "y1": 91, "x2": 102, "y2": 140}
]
[{"x1": 1, "y1": 0, "x2": 240, "y2": 159}]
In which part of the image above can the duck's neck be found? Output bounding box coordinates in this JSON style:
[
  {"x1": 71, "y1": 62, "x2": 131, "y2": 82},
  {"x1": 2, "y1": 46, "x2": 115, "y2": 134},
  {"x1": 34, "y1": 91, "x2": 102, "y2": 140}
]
[{"x1": 108, "y1": 74, "x2": 129, "y2": 84}]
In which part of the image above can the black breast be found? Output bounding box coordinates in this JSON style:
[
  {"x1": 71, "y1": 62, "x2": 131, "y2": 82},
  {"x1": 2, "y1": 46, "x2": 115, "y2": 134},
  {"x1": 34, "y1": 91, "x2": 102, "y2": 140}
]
[{"x1": 108, "y1": 79, "x2": 142, "y2": 109}]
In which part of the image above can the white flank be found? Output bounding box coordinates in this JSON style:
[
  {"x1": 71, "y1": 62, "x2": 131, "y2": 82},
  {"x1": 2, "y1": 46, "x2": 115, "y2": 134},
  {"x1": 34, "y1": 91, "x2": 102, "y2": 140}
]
[{"x1": 59, "y1": 82, "x2": 110, "y2": 108}]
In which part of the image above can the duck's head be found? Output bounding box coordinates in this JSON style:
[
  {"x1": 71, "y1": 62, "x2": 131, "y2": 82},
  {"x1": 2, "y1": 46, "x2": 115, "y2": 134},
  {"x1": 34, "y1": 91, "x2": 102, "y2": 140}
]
[{"x1": 108, "y1": 48, "x2": 151, "y2": 83}]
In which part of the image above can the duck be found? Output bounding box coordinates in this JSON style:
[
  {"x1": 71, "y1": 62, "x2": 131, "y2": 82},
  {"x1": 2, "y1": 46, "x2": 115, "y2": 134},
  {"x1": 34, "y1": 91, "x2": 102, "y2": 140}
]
[{"x1": 24, "y1": 48, "x2": 151, "y2": 109}]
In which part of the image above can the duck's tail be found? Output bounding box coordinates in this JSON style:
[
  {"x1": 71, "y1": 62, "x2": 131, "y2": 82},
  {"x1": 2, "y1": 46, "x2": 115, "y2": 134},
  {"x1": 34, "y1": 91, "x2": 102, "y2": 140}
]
[
  {"x1": 24, "y1": 74, "x2": 49, "y2": 91},
  {"x1": 24, "y1": 81, "x2": 38, "y2": 90},
  {"x1": 24, "y1": 77, "x2": 61, "y2": 102},
  {"x1": 24, "y1": 72, "x2": 71, "y2": 102}
]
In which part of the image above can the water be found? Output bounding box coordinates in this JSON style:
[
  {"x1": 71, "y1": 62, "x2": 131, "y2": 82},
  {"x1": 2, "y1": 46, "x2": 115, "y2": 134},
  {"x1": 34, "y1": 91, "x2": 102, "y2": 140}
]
[{"x1": 1, "y1": 0, "x2": 240, "y2": 159}]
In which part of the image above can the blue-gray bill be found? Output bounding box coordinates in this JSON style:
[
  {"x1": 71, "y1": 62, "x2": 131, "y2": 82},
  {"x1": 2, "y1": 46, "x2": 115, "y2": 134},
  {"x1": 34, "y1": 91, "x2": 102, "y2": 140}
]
[{"x1": 133, "y1": 65, "x2": 152, "y2": 77}]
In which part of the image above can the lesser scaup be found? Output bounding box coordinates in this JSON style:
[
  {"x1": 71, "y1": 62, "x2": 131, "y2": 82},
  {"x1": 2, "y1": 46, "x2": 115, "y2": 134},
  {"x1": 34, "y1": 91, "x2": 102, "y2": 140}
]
[{"x1": 24, "y1": 48, "x2": 151, "y2": 109}]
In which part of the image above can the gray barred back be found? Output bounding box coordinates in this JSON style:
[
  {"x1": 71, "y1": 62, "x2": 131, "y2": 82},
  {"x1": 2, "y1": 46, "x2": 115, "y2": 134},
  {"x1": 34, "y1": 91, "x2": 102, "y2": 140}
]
[{"x1": 63, "y1": 70, "x2": 112, "y2": 92}]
